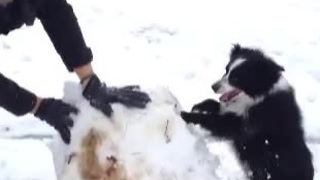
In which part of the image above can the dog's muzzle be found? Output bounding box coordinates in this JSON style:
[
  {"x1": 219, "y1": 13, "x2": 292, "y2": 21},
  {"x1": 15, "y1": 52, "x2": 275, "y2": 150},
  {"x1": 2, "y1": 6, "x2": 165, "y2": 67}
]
[{"x1": 212, "y1": 81, "x2": 221, "y2": 93}]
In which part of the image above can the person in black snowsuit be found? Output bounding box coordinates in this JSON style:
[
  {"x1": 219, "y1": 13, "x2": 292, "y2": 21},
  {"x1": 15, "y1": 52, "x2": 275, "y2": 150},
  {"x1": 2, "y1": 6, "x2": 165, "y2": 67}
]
[{"x1": 0, "y1": 0, "x2": 150, "y2": 144}]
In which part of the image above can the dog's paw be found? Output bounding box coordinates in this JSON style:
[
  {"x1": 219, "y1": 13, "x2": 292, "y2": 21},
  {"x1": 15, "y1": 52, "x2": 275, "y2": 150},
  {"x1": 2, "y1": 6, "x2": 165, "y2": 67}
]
[
  {"x1": 181, "y1": 111, "x2": 196, "y2": 123},
  {"x1": 191, "y1": 99, "x2": 220, "y2": 114}
]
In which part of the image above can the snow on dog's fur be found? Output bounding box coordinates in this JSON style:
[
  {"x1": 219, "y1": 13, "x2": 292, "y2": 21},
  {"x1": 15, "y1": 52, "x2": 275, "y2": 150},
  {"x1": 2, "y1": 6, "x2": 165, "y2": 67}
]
[{"x1": 50, "y1": 82, "x2": 221, "y2": 180}]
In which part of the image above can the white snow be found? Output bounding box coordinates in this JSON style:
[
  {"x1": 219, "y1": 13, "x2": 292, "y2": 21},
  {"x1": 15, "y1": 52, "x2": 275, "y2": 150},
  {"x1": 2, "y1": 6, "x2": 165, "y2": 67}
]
[
  {"x1": 1, "y1": 0, "x2": 320, "y2": 179},
  {"x1": 0, "y1": 139, "x2": 56, "y2": 180},
  {"x1": 51, "y1": 83, "x2": 221, "y2": 180}
]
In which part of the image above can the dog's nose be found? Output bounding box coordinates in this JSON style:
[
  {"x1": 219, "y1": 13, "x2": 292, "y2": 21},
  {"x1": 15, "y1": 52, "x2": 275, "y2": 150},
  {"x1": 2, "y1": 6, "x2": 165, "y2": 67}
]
[{"x1": 212, "y1": 81, "x2": 221, "y2": 92}]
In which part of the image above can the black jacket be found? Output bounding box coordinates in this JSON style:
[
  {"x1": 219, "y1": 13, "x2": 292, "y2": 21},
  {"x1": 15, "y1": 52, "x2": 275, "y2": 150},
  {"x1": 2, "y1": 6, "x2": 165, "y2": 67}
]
[{"x1": 0, "y1": 0, "x2": 93, "y2": 116}]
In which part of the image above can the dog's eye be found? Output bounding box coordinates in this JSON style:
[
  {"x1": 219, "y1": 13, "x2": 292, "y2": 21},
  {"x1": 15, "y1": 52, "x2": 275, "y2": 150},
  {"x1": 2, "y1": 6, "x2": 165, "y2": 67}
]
[{"x1": 229, "y1": 77, "x2": 239, "y2": 84}]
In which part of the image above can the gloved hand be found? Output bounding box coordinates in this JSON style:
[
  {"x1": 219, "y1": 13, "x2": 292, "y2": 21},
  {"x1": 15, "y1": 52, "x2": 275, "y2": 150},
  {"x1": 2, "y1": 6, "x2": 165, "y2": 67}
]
[
  {"x1": 34, "y1": 98, "x2": 78, "y2": 144},
  {"x1": 82, "y1": 74, "x2": 151, "y2": 116}
]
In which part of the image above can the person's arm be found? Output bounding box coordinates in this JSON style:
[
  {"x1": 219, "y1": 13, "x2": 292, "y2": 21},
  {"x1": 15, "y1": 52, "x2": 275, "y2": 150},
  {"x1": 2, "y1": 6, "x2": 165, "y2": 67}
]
[
  {"x1": 74, "y1": 63, "x2": 95, "y2": 87},
  {"x1": 0, "y1": 73, "x2": 38, "y2": 116},
  {"x1": 36, "y1": 0, "x2": 93, "y2": 73},
  {"x1": 0, "y1": 73, "x2": 77, "y2": 143},
  {"x1": 36, "y1": 0, "x2": 152, "y2": 115},
  {"x1": 0, "y1": 0, "x2": 38, "y2": 35},
  {"x1": 35, "y1": 0, "x2": 97, "y2": 88},
  {"x1": 2, "y1": 0, "x2": 151, "y2": 118}
]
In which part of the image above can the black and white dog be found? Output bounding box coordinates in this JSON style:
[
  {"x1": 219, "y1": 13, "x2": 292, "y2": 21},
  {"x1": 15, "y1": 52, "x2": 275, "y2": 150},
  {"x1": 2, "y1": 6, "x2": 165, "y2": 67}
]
[{"x1": 181, "y1": 44, "x2": 314, "y2": 180}]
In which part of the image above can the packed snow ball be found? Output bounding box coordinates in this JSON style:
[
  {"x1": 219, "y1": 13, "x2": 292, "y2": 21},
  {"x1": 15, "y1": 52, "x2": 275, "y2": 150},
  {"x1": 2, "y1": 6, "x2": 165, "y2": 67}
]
[{"x1": 49, "y1": 82, "x2": 245, "y2": 180}]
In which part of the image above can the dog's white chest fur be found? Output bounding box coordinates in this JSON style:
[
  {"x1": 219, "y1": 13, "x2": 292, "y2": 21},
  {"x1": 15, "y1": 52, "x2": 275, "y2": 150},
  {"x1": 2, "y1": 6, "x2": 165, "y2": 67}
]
[{"x1": 50, "y1": 83, "x2": 219, "y2": 180}]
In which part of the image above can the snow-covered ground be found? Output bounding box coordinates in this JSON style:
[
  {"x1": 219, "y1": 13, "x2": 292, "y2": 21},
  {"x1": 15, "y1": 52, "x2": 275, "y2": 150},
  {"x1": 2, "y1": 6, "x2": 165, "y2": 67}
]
[{"x1": 0, "y1": 0, "x2": 320, "y2": 179}]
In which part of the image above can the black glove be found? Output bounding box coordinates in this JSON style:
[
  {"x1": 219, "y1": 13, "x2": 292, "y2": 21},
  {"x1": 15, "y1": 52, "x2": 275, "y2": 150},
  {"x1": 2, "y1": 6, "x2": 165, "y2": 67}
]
[
  {"x1": 34, "y1": 98, "x2": 78, "y2": 144},
  {"x1": 82, "y1": 74, "x2": 151, "y2": 116}
]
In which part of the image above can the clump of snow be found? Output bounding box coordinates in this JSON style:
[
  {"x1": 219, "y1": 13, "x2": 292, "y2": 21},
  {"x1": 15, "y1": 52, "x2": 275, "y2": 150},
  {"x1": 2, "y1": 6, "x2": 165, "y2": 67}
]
[{"x1": 50, "y1": 82, "x2": 226, "y2": 180}]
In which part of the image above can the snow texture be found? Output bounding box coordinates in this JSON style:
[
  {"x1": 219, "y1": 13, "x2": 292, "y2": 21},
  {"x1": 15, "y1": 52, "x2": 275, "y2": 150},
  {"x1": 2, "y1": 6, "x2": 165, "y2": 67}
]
[
  {"x1": 51, "y1": 82, "x2": 222, "y2": 180},
  {"x1": 1, "y1": 0, "x2": 320, "y2": 179}
]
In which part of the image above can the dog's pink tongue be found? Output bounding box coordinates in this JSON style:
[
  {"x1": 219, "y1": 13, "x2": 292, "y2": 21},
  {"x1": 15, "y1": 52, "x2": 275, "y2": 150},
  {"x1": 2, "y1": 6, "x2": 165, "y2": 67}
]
[
  {"x1": 219, "y1": 90, "x2": 241, "y2": 102},
  {"x1": 219, "y1": 94, "x2": 230, "y2": 102}
]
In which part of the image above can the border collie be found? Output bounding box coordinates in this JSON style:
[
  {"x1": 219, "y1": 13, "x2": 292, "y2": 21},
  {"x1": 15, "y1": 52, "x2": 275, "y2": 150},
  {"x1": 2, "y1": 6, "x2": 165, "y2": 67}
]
[{"x1": 181, "y1": 44, "x2": 314, "y2": 180}]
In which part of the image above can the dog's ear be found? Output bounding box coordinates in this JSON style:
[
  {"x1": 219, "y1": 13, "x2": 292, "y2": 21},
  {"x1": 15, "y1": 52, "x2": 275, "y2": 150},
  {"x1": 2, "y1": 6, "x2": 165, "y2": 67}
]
[
  {"x1": 230, "y1": 43, "x2": 244, "y2": 61},
  {"x1": 278, "y1": 65, "x2": 285, "y2": 72},
  {"x1": 231, "y1": 44, "x2": 242, "y2": 55},
  {"x1": 275, "y1": 63, "x2": 285, "y2": 72}
]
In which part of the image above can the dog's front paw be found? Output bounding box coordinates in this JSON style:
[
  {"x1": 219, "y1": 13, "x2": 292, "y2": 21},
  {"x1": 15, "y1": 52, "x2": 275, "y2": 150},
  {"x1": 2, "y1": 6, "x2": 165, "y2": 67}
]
[
  {"x1": 181, "y1": 111, "x2": 197, "y2": 124},
  {"x1": 191, "y1": 99, "x2": 220, "y2": 114}
]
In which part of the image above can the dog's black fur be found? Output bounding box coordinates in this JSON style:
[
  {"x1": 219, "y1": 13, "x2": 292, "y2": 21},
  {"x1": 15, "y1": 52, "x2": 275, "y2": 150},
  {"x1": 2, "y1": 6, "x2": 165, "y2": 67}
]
[{"x1": 181, "y1": 44, "x2": 314, "y2": 180}]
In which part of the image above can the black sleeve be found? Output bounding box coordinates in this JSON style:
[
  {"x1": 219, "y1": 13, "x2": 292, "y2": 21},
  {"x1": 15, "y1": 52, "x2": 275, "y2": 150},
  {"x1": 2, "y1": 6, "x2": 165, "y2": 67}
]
[
  {"x1": 0, "y1": 0, "x2": 38, "y2": 35},
  {"x1": 0, "y1": 73, "x2": 37, "y2": 116},
  {"x1": 36, "y1": 0, "x2": 93, "y2": 72},
  {"x1": 1, "y1": 0, "x2": 93, "y2": 71}
]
